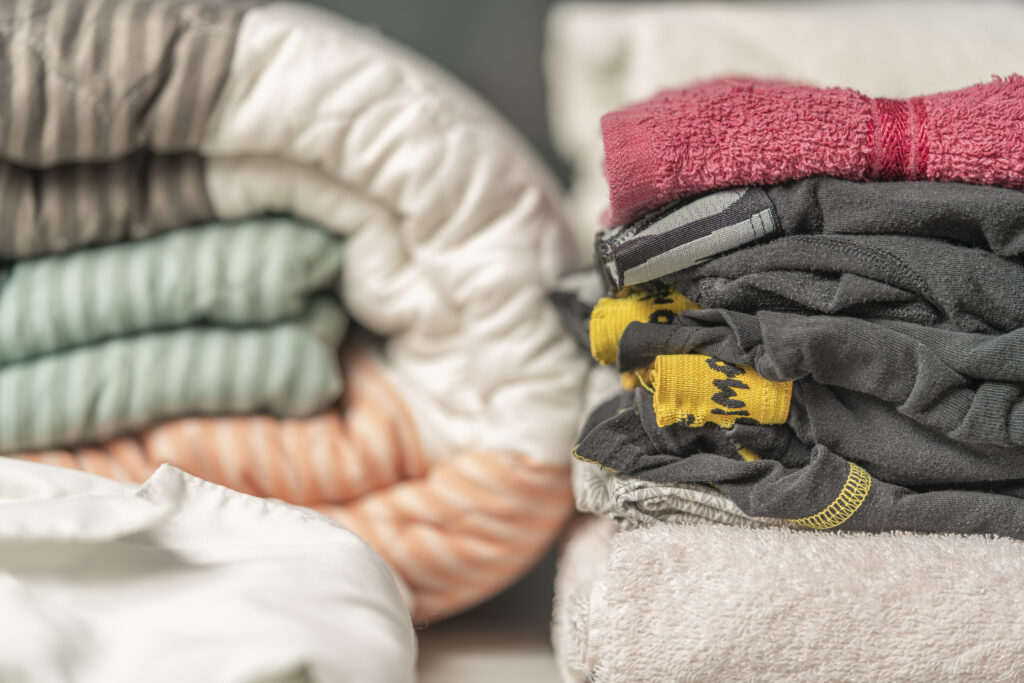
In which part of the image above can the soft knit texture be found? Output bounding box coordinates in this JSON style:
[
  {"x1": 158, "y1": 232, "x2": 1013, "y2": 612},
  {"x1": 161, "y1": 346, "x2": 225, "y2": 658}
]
[
  {"x1": 602, "y1": 76, "x2": 1024, "y2": 225},
  {"x1": 576, "y1": 389, "x2": 1024, "y2": 537},
  {"x1": 553, "y1": 519, "x2": 1024, "y2": 683},
  {"x1": 577, "y1": 285, "x2": 1024, "y2": 487},
  {"x1": 572, "y1": 457, "x2": 786, "y2": 530},
  {"x1": 668, "y1": 233, "x2": 1024, "y2": 334},
  {"x1": 618, "y1": 308, "x2": 1024, "y2": 451}
]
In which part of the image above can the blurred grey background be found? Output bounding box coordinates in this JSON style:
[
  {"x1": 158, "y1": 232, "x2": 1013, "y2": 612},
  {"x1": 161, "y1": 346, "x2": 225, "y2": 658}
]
[{"x1": 304, "y1": 0, "x2": 569, "y2": 182}]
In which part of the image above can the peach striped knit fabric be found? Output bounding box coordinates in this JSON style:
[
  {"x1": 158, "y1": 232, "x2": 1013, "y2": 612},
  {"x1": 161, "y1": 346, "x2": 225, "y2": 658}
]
[{"x1": 10, "y1": 348, "x2": 573, "y2": 623}]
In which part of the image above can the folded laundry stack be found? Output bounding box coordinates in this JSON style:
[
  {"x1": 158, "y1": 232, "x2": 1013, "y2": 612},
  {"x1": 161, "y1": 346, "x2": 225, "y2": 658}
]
[
  {"x1": 0, "y1": 0, "x2": 587, "y2": 642},
  {"x1": 545, "y1": 0, "x2": 1024, "y2": 261},
  {"x1": 552, "y1": 76, "x2": 1024, "y2": 680}
]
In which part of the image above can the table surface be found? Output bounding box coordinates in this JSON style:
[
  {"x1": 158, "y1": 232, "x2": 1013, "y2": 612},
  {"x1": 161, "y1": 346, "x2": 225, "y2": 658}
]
[{"x1": 417, "y1": 551, "x2": 562, "y2": 683}]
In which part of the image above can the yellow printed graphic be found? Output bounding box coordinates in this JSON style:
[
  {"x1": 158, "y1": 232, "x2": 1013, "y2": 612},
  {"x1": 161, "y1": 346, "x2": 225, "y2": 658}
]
[
  {"x1": 589, "y1": 287, "x2": 699, "y2": 365},
  {"x1": 789, "y1": 462, "x2": 872, "y2": 530},
  {"x1": 650, "y1": 354, "x2": 791, "y2": 429}
]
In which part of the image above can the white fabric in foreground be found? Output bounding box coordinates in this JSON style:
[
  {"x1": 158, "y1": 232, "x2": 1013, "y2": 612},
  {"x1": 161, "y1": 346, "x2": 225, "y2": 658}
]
[
  {"x1": 545, "y1": 0, "x2": 1024, "y2": 256},
  {"x1": 553, "y1": 518, "x2": 1024, "y2": 682},
  {"x1": 0, "y1": 459, "x2": 416, "y2": 683}
]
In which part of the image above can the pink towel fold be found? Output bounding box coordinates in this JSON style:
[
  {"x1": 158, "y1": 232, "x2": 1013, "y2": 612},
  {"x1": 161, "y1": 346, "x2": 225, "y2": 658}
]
[{"x1": 601, "y1": 75, "x2": 1024, "y2": 226}]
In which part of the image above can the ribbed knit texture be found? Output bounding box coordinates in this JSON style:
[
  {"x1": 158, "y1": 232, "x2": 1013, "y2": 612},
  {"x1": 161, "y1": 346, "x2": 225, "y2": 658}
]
[
  {"x1": 0, "y1": 153, "x2": 215, "y2": 259},
  {"x1": 602, "y1": 76, "x2": 1024, "y2": 226},
  {"x1": 0, "y1": 0, "x2": 248, "y2": 167},
  {"x1": 0, "y1": 218, "x2": 343, "y2": 366},
  {"x1": 0, "y1": 298, "x2": 346, "y2": 453}
]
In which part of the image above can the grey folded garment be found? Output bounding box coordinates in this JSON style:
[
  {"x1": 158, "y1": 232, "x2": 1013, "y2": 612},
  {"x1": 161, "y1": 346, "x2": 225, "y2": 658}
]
[
  {"x1": 572, "y1": 457, "x2": 786, "y2": 530},
  {"x1": 596, "y1": 179, "x2": 1024, "y2": 332},
  {"x1": 553, "y1": 515, "x2": 1024, "y2": 683},
  {"x1": 598, "y1": 178, "x2": 1024, "y2": 284},
  {"x1": 0, "y1": 153, "x2": 216, "y2": 259},
  {"x1": 555, "y1": 275, "x2": 1024, "y2": 488},
  {"x1": 619, "y1": 308, "x2": 1024, "y2": 451},
  {"x1": 576, "y1": 388, "x2": 1024, "y2": 538},
  {"x1": 668, "y1": 233, "x2": 1024, "y2": 333},
  {"x1": 0, "y1": 0, "x2": 250, "y2": 259}
]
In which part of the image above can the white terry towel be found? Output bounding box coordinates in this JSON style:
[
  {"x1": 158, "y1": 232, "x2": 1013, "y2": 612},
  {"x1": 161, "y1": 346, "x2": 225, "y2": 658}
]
[{"x1": 553, "y1": 517, "x2": 1024, "y2": 682}]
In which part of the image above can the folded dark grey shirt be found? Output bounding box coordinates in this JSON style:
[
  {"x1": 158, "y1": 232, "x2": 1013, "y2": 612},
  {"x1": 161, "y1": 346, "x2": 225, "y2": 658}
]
[
  {"x1": 618, "y1": 308, "x2": 1024, "y2": 450},
  {"x1": 576, "y1": 389, "x2": 1024, "y2": 538},
  {"x1": 668, "y1": 233, "x2": 1024, "y2": 333},
  {"x1": 597, "y1": 179, "x2": 1024, "y2": 332}
]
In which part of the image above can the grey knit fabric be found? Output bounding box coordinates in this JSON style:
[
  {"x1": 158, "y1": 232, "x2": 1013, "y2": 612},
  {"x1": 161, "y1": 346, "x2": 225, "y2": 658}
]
[
  {"x1": 575, "y1": 389, "x2": 1024, "y2": 537},
  {"x1": 618, "y1": 309, "x2": 1024, "y2": 451}
]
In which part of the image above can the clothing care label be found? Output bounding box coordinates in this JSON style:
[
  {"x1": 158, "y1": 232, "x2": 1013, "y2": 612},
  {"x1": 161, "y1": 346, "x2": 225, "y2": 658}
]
[{"x1": 596, "y1": 187, "x2": 778, "y2": 290}]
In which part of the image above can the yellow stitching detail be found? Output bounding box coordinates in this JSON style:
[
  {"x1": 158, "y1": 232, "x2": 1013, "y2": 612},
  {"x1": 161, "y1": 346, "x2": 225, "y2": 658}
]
[
  {"x1": 634, "y1": 371, "x2": 655, "y2": 394},
  {"x1": 788, "y1": 462, "x2": 871, "y2": 530},
  {"x1": 736, "y1": 447, "x2": 761, "y2": 462},
  {"x1": 572, "y1": 446, "x2": 620, "y2": 473}
]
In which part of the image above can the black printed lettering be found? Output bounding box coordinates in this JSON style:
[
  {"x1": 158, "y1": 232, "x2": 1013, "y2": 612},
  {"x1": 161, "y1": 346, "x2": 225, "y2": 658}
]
[
  {"x1": 711, "y1": 378, "x2": 749, "y2": 409},
  {"x1": 638, "y1": 289, "x2": 674, "y2": 306},
  {"x1": 704, "y1": 357, "x2": 745, "y2": 379},
  {"x1": 648, "y1": 309, "x2": 675, "y2": 324}
]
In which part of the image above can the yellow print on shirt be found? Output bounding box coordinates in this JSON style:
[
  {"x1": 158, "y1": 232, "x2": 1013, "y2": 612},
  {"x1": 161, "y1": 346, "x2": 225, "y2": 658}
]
[
  {"x1": 589, "y1": 287, "x2": 700, "y2": 366},
  {"x1": 649, "y1": 354, "x2": 792, "y2": 429}
]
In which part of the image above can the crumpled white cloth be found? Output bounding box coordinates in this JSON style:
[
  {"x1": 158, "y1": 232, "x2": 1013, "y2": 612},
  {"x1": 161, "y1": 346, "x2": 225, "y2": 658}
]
[{"x1": 0, "y1": 459, "x2": 416, "y2": 683}]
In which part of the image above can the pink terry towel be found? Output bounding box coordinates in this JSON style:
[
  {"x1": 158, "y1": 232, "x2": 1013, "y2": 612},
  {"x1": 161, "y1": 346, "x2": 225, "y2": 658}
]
[{"x1": 602, "y1": 75, "x2": 1024, "y2": 226}]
